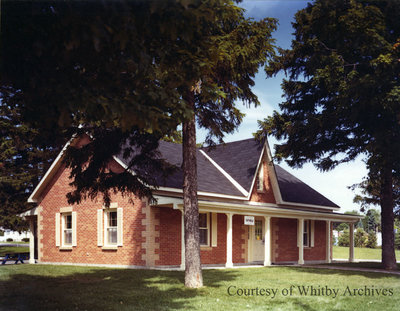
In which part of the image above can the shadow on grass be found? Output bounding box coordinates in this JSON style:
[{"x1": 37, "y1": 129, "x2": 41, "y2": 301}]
[
  {"x1": 0, "y1": 266, "x2": 240, "y2": 311},
  {"x1": 284, "y1": 266, "x2": 400, "y2": 279}
]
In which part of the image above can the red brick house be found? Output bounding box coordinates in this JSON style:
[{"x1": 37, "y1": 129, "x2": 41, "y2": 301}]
[{"x1": 22, "y1": 137, "x2": 360, "y2": 268}]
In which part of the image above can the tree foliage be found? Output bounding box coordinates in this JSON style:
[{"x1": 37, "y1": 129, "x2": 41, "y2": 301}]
[
  {"x1": 1, "y1": 0, "x2": 276, "y2": 206},
  {"x1": 0, "y1": 98, "x2": 64, "y2": 230},
  {"x1": 366, "y1": 231, "x2": 378, "y2": 249},
  {"x1": 1, "y1": 0, "x2": 277, "y2": 287},
  {"x1": 351, "y1": 171, "x2": 400, "y2": 219},
  {"x1": 257, "y1": 0, "x2": 400, "y2": 270}
]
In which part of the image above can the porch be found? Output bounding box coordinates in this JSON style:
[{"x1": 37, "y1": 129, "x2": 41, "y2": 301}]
[{"x1": 155, "y1": 196, "x2": 361, "y2": 270}]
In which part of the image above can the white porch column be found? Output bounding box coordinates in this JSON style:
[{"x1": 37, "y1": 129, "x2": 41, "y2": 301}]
[
  {"x1": 264, "y1": 216, "x2": 271, "y2": 266},
  {"x1": 326, "y1": 220, "x2": 331, "y2": 263},
  {"x1": 298, "y1": 218, "x2": 304, "y2": 265},
  {"x1": 29, "y1": 219, "x2": 35, "y2": 264},
  {"x1": 349, "y1": 223, "x2": 354, "y2": 262},
  {"x1": 180, "y1": 210, "x2": 185, "y2": 270},
  {"x1": 226, "y1": 213, "x2": 233, "y2": 268}
]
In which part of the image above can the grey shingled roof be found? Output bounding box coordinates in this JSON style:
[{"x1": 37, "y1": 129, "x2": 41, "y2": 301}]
[
  {"x1": 116, "y1": 140, "x2": 243, "y2": 196},
  {"x1": 201, "y1": 138, "x2": 264, "y2": 191},
  {"x1": 115, "y1": 138, "x2": 339, "y2": 208},
  {"x1": 274, "y1": 164, "x2": 339, "y2": 208}
]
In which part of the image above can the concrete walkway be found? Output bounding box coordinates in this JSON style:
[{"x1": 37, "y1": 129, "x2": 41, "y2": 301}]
[{"x1": 303, "y1": 264, "x2": 400, "y2": 276}]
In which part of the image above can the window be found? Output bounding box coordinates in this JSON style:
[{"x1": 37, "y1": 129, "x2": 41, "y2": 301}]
[
  {"x1": 55, "y1": 210, "x2": 76, "y2": 247},
  {"x1": 199, "y1": 213, "x2": 210, "y2": 246},
  {"x1": 106, "y1": 211, "x2": 118, "y2": 245},
  {"x1": 63, "y1": 214, "x2": 72, "y2": 245},
  {"x1": 255, "y1": 220, "x2": 263, "y2": 240},
  {"x1": 303, "y1": 220, "x2": 314, "y2": 247},
  {"x1": 97, "y1": 205, "x2": 123, "y2": 248},
  {"x1": 256, "y1": 164, "x2": 264, "y2": 192}
]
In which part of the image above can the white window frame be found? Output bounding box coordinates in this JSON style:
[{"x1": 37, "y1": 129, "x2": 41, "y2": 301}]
[
  {"x1": 56, "y1": 209, "x2": 76, "y2": 248},
  {"x1": 303, "y1": 220, "x2": 314, "y2": 248},
  {"x1": 199, "y1": 212, "x2": 210, "y2": 247},
  {"x1": 104, "y1": 209, "x2": 118, "y2": 246},
  {"x1": 257, "y1": 164, "x2": 264, "y2": 192},
  {"x1": 62, "y1": 213, "x2": 73, "y2": 247}
]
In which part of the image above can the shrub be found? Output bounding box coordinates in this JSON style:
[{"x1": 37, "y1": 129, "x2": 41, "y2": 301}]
[
  {"x1": 395, "y1": 232, "x2": 400, "y2": 250},
  {"x1": 0, "y1": 230, "x2": 4, "y2": 237},
  {"x1": 6, "y1": 238, "x2": 13, "y2": 242},
  {"x1": 365, "y1": 232, "x2": 377, "y2": 249},
  {"x1": 338, "y1": 230, "x2": 349, "y2": 247},
  {"x1": 22, "y1": 238, "x2": 30, "y2": 242},
  {"x1": 354, "y1": 228, "x2": 367, "y2": 247}
]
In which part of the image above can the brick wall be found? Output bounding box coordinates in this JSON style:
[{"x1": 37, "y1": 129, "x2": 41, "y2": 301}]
[
  {"x1": 155, "y1": 207, "x2": 181, "y2": 266},
  {"x1": 304, "y1": 220, "x2": 327, "y2": 261},
  {"x1": 39, "y1": 162, "x2": 146, "y2": 266},
  {"x1": 249, "y1": 161, "x2": 276, "y2": 203},
  {"x1": 155, "y1": 211, "x2": 246, "y2": 266},
  {"x1": 272, "y1": 218, "x2": 327, "y2": 263}
]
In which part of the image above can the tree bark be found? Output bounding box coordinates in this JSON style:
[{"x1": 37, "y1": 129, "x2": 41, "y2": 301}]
[
  {"x1": 182, "y1": 91, "x2": 203, "y2": 288},
  {"x1": 380, "y1": 162, "x2": 397, "y2": 270}
]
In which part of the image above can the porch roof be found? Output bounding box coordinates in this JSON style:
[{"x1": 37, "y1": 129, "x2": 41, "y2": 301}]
[{"x1": 153, "y1": 195, "x2": 361, "y2": 223}]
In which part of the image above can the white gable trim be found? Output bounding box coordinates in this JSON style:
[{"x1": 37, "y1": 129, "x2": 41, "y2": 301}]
[{"x1": 199, "y1": 149, "x2": 248, "y2": 197}]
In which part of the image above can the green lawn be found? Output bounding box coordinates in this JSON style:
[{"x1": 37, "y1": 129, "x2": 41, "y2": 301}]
[
  {"x1": 333, "y1": 246, "x2": 400, "y2": 260},
  {"x1": 0, "y1": 265, "x2": 399, "y2": 310}
]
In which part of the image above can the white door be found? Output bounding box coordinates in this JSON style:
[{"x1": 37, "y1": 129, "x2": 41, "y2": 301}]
[{"x1": 252, "y1": 218, "x2": 265, "y2": 261}]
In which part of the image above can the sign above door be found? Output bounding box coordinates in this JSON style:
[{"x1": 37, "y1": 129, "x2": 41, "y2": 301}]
[{"x1": 244, "y1": 216, "x2": 255, "y2": 225}]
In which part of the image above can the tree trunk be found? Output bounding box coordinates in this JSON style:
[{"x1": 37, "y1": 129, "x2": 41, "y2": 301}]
[
  {"x1": 380, "y1": 162, "x2": 397, "y2": 270},
  {"x1": 182, "y1": 91, "x2": 203, "y2": 288}
]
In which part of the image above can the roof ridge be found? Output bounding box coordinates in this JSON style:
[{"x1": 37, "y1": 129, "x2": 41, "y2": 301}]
[{"x1": 201, "y1": 137, "x2": 259, "y2": 149}]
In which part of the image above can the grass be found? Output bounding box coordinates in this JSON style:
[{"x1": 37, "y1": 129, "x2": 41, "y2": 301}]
[
  {"x1": 0, "y1": 265, "x2": 399, "y2": 310},
  {"x1": 333, "y1": 246, "x2": 400, "y2": 260},
  {"x1": 0, "y1": 246, "x2": 29, "y2": 257}
]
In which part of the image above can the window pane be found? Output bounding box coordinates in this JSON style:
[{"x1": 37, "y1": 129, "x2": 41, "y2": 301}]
[
  {"x1": 303, "y1": 232, "x2": 308, "y2": 246},
  {"x1": 199, "y1": 229, "x2": 208, "y2": 245},
  {"x1": 109, "y1": 211, "x2": 117, "y2": 227},
  {"x1": 66, "y1": 215, "x2": 72, "y2": 229},
  {"x1": 108, "y1": 228, "x2": 117, "y2": 244},
  {"x1": 65, "y1": 229, "x2": 72, "y2": 244},
  {"x1": 199, "y1": 213, "x2": 207, "y2": 228},
  {"x1": 255, "y1": 220, "x2": 263, "y2": 238}
]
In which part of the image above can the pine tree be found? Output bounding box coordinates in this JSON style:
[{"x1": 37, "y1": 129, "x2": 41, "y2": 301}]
[
  {"x1": 1, "y1": 1, "x2": 276, "y2": 287},
  {"x1": 258, "y1": 0, "x2": 400, "y2": 270},
  {"x1": 0, "y1": 97, "x2": 64, "y2": 230}
]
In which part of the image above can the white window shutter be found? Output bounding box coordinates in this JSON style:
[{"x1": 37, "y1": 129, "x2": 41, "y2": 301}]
[
  {"x1": 97, "y1": 209, "x2": 103, "y2": 246},
  {"x1": 211, "y1": 213, "x2": 218, "y2": 247},
  {"x1": 55, "y1": 213, "x2": 60, "y2": 247},
  {"x1": 72, "y1": 212, "x2": 77, "y2": 246},
  {"x1": 117, "y1": 207, "x2": 123, "y2": 246},
  {"x1": 311, "y1": 220, "x2": 315, "y2": 247}
]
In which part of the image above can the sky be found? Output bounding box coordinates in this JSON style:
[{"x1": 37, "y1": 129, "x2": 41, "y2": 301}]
[{"x1": 197, "y1": 0, "x2": 369, "y2": 213}]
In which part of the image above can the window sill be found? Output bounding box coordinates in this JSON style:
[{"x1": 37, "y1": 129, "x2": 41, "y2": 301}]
[
  {"x1": 200, "y1": 246, "x2": 213, "y2": 250},
  {"x1": 256, "y1": 190, "x2": 265, "y2": 193},
  {"x1": 59, "y1": 246, "x2": 73, "y2": 250},
  {"x1": 102, "y1": 245, "x2": 118, "y2": 250}
]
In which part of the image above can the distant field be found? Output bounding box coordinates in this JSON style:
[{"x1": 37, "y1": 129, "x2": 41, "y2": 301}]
[
  {"x1": 333, "y1": 246, "x2": 400, "y2": 260},
  {"x1": 0, "y1": 245, "x2": 29, "y2": 257}
]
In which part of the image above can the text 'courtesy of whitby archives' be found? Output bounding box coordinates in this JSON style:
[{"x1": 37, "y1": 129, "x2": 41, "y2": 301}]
[{"x1": 227, "y1": 285, "x2": 394, "y2": 299}]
